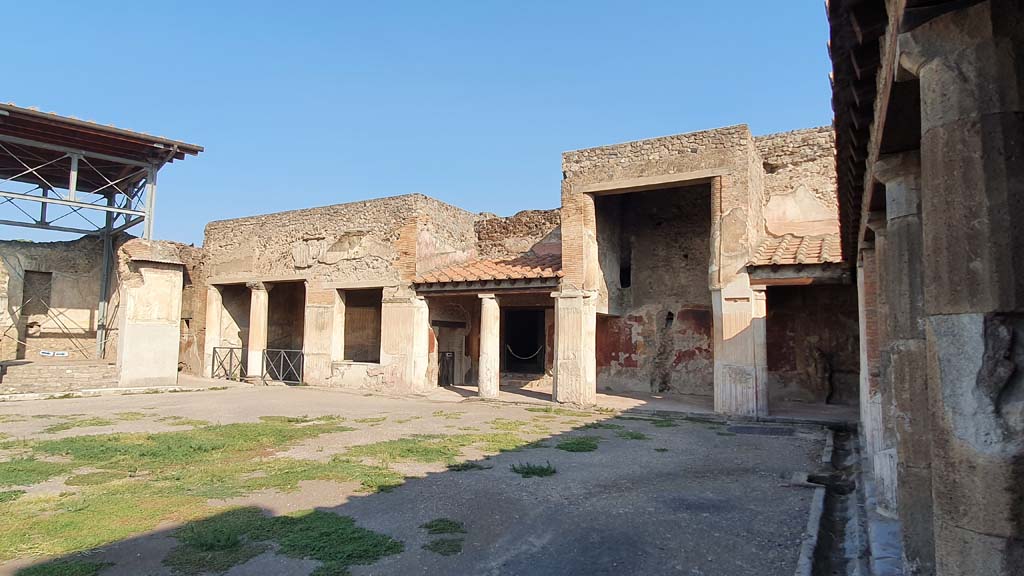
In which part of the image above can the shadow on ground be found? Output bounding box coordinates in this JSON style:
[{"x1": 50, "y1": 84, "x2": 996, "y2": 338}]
[{"x1": 5, "y1": 395, "x2": 833, "y2": 576}]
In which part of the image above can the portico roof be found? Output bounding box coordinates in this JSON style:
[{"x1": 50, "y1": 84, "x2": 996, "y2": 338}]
[{"x1": 413, "y1": 254, "x2": 562, "y2": 293}]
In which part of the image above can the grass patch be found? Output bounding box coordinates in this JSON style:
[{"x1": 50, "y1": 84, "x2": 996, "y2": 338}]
[
  {"x1": 0, "y1": 489, "x2": 25, "y2": 503},
  {"x1": 164, "y1": 507, "x2": 403, "y2": 576},
  {"x1": 581, "y1": 421, "x2": 623, "y2": 430},
  {"x1": 716, "y1": 431, "x2": 737, "y2": 436},
  {"x1": 208, "y1": 386, "x2": 230, "y2": 391},
  {"x1": 16, "y1": 559, "x2": 112, "y2": 576},
  {"x1": 488, "y1": 418, "x2": 528, "y2": 431},
  {"x1": 115, "y1": 412, "x2": 147, "y2": 421},
  {"x1": 616, "y1": 430, "x2": 650, "y2": 441},
  {"x1": 64, "y1": 471, "x2": 125, "y2": 486},
  {"x1": 654, "y1": 448, "x2": 669, "y2": 452},
  {"x1": 525, "y1": 406, "x2": 591, "y2": 418},
  {"x1": 41, "y1": 418, "x2": 116, "y2": 434},
  {"x1": 420, "y1": 518, "x2": 465, "y2": 534},
  {"x1": 510, "y1": 461, "x2": 556, "y2": 478},
  {"x1": 0, "y1": 415, "x2": 26, "y2": 423},
  {"x1": 431, "y1": 410, "x2": 464, "y2": 420},
  {"x1": 354, "y1": 417, "x2": 387, "y2": 424},
  {"x1": 422, "y1": 538, "x2": 463, "y2": 556},
  {"x1": 555, "y1": 436, "x2": 600, "y2": 452},
  {"x1": 446, "y1": 461, "x2": 491, "y2": 472},
  {"x1": 345, "y1": 433, "x2": 527, "y2": 466},
  {"x1": 652, "y1": 419, "x2": 679, "y2": 428},
  {"x1": 157, "y1": 416, "x2": 211, "y2": 427},
  {"x1": 0, "y1": 457, "x2": 69, "y2": 487}
]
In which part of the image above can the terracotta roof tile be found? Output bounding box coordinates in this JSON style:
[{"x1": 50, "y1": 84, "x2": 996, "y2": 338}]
[
  {"x1": 748, "y1": 233, "x2": 843, "y2": 267},
  {"x1": 414, "y1": 254, "x2": 562, "y2": 284}
]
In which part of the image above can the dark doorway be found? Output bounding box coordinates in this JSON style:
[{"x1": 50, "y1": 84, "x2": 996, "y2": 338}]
[{"x1": 503, "y1": 308, "x2": 545, "y2": 374}]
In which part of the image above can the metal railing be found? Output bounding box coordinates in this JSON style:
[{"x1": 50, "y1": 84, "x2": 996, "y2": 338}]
[
  {"x1": 262, "y1": 349, "x2": 303, "y2": 385},
  {"x1": 212, "y1": 347, "x2": 245, "y2": 381}
]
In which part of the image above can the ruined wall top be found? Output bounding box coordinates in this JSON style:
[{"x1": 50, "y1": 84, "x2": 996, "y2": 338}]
[
  {"x1": 561, "y1": 125, "x2": 752, "y2": 188},
  {"x1": 753, "y1": 126, "x2": 838, "y2": 237},
  {"x1": 474, "y1": 209, "x2": 561, "y2": 260}
]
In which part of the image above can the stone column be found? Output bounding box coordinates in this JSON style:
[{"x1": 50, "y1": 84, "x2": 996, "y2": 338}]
[
  {"x1": 751, "y1": 285, "x2": 769, "y2": 416},
  {"x1": 899, "y1": 3, "x2": 1024, "y2": 573},
  {"x1": 478, "y1": 294, "x2": 500, "y2": 400},
  {"x1": 246, "y1": 282, "x2": 269, "y2": 379},
  {"x1": 876, "y1": 151, "x2": 935, "y2": 574},
  {"x1": 711, "y1": 282, "x2": 761, "y2": 416},
  {"x1": 866, "y1": 214, "x2": 900, "y2": 517},
  {"x1": 552, "y1": 290, "x2": 597, "y2": 406},
  {"x1": 302, "y1": 281, "x2": 335, "y2": 386},
  {"x1": 203, "y1": 286, "x2": 223, "y2": 378},
  {"x1": 857, "y1": 247, "x2": 886, "y2": 462}
]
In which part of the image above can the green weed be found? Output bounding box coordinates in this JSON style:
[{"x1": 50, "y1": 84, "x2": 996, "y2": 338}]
[
  {"x1": 616, "y1": 430, "x2": 650, "y2": 441},
  {"x1": 0, "y1": 458, "x2": 69, "y2": 487},
  {"x1": 555, "y1": 436, "x2": 600, "y2": 452},
  {"x1": 422, "y1": 538, "x2": 463, "y2": 556},
  {"x1": 510, "y1": 461, "x2": 556, "y2": 478},
  {"x1": 420, "y1": 518, "x2": 465, "y2": 534},
  {"x1": 42, "y1": 418, "x2": 116, "y2": 434}
]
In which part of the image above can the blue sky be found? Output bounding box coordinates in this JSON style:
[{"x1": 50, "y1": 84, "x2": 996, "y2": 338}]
[{"x1": 5, "y1": 1, "x2": 832, "y2": 245}]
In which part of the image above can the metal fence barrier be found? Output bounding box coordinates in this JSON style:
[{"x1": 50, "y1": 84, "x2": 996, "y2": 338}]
[
  {"x1": 262, "y1": 349, "x2": 303, "y2": 384},
  {"x1": 212, "y1": 347, "x2": 245, "y2": 381}
]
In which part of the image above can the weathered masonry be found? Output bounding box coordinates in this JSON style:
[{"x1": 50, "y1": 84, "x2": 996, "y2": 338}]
[
  {"x1": 0, "y1": 103, "x2": 203, "y2": 393},
  {"x1": 200, "y1": 124, "x2": 857, "y2": 420},
  {"x1": 828, "y1": 0, "x2": 1024, "y2": 574}
]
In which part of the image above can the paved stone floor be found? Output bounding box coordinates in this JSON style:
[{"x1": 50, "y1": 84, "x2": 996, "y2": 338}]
[{"x1": 0, "y1": 387, "x2": 828, "y2": 576}]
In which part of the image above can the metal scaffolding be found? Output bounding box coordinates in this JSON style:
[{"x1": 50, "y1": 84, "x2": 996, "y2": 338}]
[{"x1": 0, "y1": 103, "x2": 202, "y2": 358}]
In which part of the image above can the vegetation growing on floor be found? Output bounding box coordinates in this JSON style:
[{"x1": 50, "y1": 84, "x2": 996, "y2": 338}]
[
  {"x1": 41, "y1": 418, "x2": 116, "y2": 434},
  {"x1": 157, "y1": 415, "x2": 212, "y2": 427},
  {"x1": 555, "y1": 436, "x2": 601, "y2": 452},
  {"x1": 344, "y1": 433, "x2": 528, "y2": 465},
  {"x1": 354, "y1": 416, "x2": 387, "y2": 424},
  {"x1": 431, "y1": 410, "x2": 464, "y2": 420},
  {"x1": 581, "y1": 421, "x2": 623, "y2": 430},
  {"x1": 525, "y1": 407, "x2": 591, "y2": 418},
  {"x1": 162, "y1": 507, "x2": 403, "y2": 576},
  {"x1": 114, "y1": 412, "x2": 147, "y2": 421},
  {"x1": 616, "y1": 430, "x2": 650, "y2": 441},
  {"x1": 16, "y1": 559, "x2": 112, "y2": 576},
  {"x1": 446, "y1": 462, "x2": 491, "y2": 472},
  {"x1": 0, "y1": 458, "x2": 69, "y2": 487},
  {"x1": 0, "y1": 490, "x2": 25, "y2": 503},
  {"x1": 510, "y1": 461, "x2": 556, "y2": 478},
  {"x1": 420, "y1": 518, "x2": 466, "y2": 534}
]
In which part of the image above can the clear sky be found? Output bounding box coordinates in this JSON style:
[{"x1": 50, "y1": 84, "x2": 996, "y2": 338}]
[{"x1": 4, "y1": 1, "x2": 832, "y2": 245}]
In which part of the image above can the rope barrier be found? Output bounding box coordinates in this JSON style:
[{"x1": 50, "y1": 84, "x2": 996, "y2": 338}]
[{"x1": 505, "y1": 344, "x2": 543, "y2": 360}]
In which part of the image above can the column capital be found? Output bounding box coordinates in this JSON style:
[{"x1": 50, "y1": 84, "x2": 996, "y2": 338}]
[
  {"x1": 874, "y1": 151, "x2": 921, "y2": 186},
  {"x1": 246, "y1": 281, "x2": 269, "y2": 292},
  {"x1": 478, "y1": 293, "x2": 497, "y2": 300},
  {"x1": 865, "y1": 212, "x2": 888, "y2": 235}
]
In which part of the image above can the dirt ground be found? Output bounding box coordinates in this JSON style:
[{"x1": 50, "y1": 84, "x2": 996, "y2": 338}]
[{"x1": 0, "y1": 387, "x2": 828, "y2": 576}]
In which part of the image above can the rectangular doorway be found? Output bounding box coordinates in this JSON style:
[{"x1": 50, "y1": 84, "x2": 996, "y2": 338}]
[{"x1": 503, "y1": 308, "x2": 545, "y2": 374}]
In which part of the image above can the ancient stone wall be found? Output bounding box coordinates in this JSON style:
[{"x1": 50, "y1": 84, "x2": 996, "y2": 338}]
[
  {"x1": 754, "y1": 127, "x2": 838, "y2": 237},
  {"x1": 595, "y1": 185, "x2": 714, "y2": 396},
  {"x1": 474, "y1": 209, "x2": 561, "y2": 260},
  {"x1": 765, "y1": 284, "x2": 859, "y2": 405},
  {"x1": 0, "y1": 237, "x2": 107, "y2": 362},
  {"x1": 204, "y1": 193, "x2": 478, "y2": 289}
]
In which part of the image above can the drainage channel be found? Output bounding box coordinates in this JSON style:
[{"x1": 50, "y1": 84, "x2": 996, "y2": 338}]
[{"x1": 808, "y1": 428, "x2": 868, "y2": 576}]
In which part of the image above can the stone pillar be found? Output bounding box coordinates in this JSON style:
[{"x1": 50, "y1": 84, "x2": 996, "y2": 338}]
[
  {"x1": 477, "y1": 294, "x2": 500, "y2": 400},
  {"x1": 899, "y1": 3, "x2": 1024, "y2": 573},
  {"x1": 116, "y1": 258, "x2": 184, "y2": 387},
  {"x1": 203, "y1": 286, "x2": 223, "y2": 378},
  {"x1": 876, "y1": 151, "x2": 935, "y2": 574},
  {"x1": 302, "y1": 282, "x2": 335, "y2": 386},
  {"x1": 246, "y1": 282, "x2": 269, "y2": 379},
  {"x1": 711, "y1": 281, "x2": 762, "y2": 416},
  {"x1": 330, "y1": 290, "x2": 346, "y2": 363},
  {"x1": 380, "y1": 293, "x2": 430, "y2": 394},
  {"x1": 552, "y1": 290, "x2": 597, "y2": 406},
  {"x1": 857, "y1": 248, "x2": 886, "y2": 461},
  {"x1": 865, "y1": 214, "x2": 900, "y2": 517},
  {"x1": 751, "y1": 285, "x2": 769, "y2": 416}
]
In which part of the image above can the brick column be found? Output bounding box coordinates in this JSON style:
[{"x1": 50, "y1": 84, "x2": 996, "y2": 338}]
[
  {"x1": 478, "y1": 294, "x2": 500, "y2": 399},
  {"x1": 865, "y1": 214, "x2": 899, "y2": 518},
  {"x1": 246, "y1": 282, "x2": 269, "y2": 379},
  {"x1": 876, "y1": 151, "x2": 934, "y2": 574},
  {"x1": 899, "y1": 3, "x2": 1024, "y2": 573}
]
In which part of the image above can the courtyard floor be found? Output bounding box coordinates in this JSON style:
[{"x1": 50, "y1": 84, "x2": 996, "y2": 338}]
[{"x1": 0, "y1": 387, "x2": 828, "y2": 576}]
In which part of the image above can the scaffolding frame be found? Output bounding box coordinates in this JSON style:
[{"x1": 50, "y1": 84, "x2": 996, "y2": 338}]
[{"x1": 0, "y1": 103, "x2": 202, "y2": 359}]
